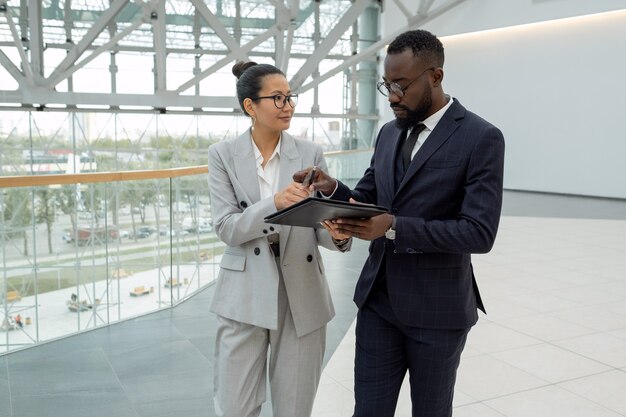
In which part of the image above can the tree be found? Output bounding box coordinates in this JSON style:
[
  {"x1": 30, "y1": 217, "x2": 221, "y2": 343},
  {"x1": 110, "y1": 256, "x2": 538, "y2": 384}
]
[
  {"x1": 55, "y1": 185, "x2": 79, "y2": 237},
  {"x1": 3, "y1": 188, "x2": 33, "y2": 256},
  {"x1": 34, "y1": 188, "x2": 56, "y2": 254}
]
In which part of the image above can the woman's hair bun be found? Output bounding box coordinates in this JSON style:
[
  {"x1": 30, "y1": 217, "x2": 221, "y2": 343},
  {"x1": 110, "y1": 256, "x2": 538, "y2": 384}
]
[{"x1": 232, "y1": 61, "x2": 258, "y2": 79}]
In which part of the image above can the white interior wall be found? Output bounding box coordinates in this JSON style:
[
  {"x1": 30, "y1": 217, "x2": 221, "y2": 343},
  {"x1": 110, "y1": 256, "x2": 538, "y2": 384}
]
[{"x1": 379, "y1": 1, "x2": 626, "y2": 198}]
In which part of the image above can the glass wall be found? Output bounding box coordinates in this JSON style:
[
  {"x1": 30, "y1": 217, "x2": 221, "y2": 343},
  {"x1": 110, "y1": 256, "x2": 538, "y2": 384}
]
[
  {"x1": 0, "y1": 110, "x2": 373, "y2": 354},
  {"x1": 0, "y1": 171, "x2": 220, "y2": 354}
]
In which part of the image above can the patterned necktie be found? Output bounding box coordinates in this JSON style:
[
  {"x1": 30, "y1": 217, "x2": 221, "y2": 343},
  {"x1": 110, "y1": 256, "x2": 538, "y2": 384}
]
[{"x1": 402, "y1": 123, "x2": 426, "y2": 171}]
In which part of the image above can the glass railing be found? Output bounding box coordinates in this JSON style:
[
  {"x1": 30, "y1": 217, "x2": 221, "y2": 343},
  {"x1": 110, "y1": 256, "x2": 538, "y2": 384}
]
[
  {"x1": 0, "y1": 166, "x2": 221, "y2": 354},
  {"x1": 0, "y1": 148, "x2": 374, "y2": 355},
  {"x1": 325, "y1": 148, "x2": 373, "y2": 188}
]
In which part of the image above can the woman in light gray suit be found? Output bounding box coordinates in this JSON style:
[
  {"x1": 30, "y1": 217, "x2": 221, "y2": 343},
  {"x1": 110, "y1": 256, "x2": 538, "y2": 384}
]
[{"x1": 208, "y1": 61, "x2": 350, "y2": 417}]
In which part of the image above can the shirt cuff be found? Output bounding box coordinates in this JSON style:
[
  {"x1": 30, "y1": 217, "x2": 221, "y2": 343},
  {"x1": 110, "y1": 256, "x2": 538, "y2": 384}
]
[{"x1": 317, "y1": 180, "x2": 339, "y2": 199}]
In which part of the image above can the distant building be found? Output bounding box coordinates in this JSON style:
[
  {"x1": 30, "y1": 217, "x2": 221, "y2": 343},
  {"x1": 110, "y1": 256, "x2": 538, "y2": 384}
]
[{"x1": 7, "y1": 150, "x2": 97, "y2": 175}]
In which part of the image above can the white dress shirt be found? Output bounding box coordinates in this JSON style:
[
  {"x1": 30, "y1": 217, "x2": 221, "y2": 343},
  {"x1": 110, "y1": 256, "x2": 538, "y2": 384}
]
[
  {"x1": 407, "y1": 96, "x2": 455, "y2": 161},
  {"x1": 251, "y1": 134, "x2": 281, "y2": 200}
]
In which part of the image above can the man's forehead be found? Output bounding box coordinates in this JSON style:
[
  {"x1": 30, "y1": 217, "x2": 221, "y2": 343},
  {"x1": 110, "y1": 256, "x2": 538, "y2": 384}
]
[{"x1": 384, "y1": 51, "x2": 419, "y2": 79}]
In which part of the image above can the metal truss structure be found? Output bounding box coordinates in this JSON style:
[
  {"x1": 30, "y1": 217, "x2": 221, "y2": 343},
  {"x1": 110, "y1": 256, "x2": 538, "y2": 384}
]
[{"x1": 0, "y1": 0, "x2": 466, "y2": 118}]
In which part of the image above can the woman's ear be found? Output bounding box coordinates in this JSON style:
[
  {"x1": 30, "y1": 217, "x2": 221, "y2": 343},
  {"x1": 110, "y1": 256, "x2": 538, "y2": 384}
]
[{"x1": 243, "y1": 98, "x2": 255, "y2": 119}]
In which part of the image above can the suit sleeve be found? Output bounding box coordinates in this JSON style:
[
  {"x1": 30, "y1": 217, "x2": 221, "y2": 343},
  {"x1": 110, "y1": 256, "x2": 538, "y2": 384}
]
[
  {"x1": 208, "y1": 145, "x2": 279, "y2": 247},
  {"x1": 395, "y1": 124, "x2": 505, "y2": 254},
  {"x1": 312, "y1": 147, "x2": 352, "y2": 252}
]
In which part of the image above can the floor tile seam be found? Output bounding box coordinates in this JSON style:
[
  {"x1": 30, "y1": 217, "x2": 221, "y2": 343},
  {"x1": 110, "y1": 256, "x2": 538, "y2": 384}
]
[
  {"x1": 472, "y1": 380, "x2": 557, "y2": 403},
  {"x1": 504, "y1": 215, "x2": 626, "y2": 224},
  {"x1": 544, "y1": 336, "x2": 626, "y2": 370},
  {"x1": 4, "y1": 357, "x2": 14, "y2": 417},
  {"x1": 555, "y1": 376, "x2": 626, "y2": 417},
  {"x1": 452, "y1": 400, "x2": 506, "y2": 416},
  {"x1": 492, "y1": 320, "x2": 600, "y2": 343},
  {"x1": 322, "y1": 373, "x2": 354, "y2": 393},
  {"x1": 178, "y1": 326, "x2": 213, "y2": 363},
  {"x1": 10, "y1": 384, "x2": 130, "y2": 399},
  {"x1": 472, "y1": 319, "x2": 545, "y2": 343},
  {"x1": 544, "y1": 310, "x2": 626, "y2": 333},
  {"x1": 485, "y1": 317, "x2": 606, "y2": 348},
  {"x1": 482, "y1": 383, "x2": 626, "y2": 416},
  {"x1": 462, "y1": 348, "x2": 559, "y2": 384},
  {"x1": 535, "y1": 287, "x2": 626, "y2": 308},
  {"x1": 555, "y1": 367, "x2": 626, "y2": 386},
  {"x1": 99, "y1": 344, "x2": 143, "y2": 417},
  {"x1": 495, "y1": 286, "x2": 606, "y2": 310}
]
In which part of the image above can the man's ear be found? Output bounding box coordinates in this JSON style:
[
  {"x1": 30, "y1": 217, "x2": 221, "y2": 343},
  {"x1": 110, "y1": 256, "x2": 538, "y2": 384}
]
[{"x1": 432, "y1": 67, "x2": 444, "y2": 87}]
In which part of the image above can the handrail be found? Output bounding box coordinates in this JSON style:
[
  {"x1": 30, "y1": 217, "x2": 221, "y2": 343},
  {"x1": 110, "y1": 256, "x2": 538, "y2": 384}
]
[
  {"x1": 0, "y1": 165, "x2": 209, "y2": 189},
  {"x1": 324, "y1": 147, "x2": 373, "y2": 156},
  {"x1": 0, "y1": 148, "x2": 374, "y2": 189}
]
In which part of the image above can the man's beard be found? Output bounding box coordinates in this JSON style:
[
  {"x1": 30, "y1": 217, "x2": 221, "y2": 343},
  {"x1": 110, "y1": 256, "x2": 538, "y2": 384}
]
[{"x1": 392, "y1": 85, "x2": 433, "y2": 130}]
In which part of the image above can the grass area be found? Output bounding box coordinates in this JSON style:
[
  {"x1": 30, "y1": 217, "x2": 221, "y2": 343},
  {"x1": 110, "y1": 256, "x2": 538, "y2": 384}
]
[
  {"x1": 5, "y1": 245, "x2": 225, "y2": 297},
  {"x1": 35, "y1": 235, "x2": 220, "y2": 268}
]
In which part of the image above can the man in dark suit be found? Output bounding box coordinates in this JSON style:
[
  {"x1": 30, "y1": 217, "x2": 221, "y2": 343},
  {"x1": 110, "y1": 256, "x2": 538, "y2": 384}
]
[{"x1": 295, "y1": 29, "x2": 504, "y2": 416}]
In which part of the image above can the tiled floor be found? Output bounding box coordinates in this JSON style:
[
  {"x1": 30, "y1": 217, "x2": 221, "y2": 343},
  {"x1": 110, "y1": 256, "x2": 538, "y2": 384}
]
[
  {"x1": 1, "y1": 191, "x2": 626, "y2": 417},
  {"x1": 312, "y1": 214, "x2": 626, "y2": 417}
]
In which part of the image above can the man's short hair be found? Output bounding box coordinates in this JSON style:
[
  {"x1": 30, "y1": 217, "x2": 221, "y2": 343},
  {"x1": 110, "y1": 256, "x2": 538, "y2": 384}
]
[{"x1": 387, "y1": 30, "x2": 444, "y2": 68}]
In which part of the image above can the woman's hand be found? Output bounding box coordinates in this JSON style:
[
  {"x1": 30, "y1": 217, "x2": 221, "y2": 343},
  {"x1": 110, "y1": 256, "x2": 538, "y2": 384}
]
[{"x1": 274, "y1": 182, "x2": 310, "y2": 210}]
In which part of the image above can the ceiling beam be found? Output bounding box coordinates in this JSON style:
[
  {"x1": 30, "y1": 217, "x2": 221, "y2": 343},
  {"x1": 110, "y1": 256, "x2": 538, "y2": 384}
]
[
  {"x1": 152, "y1": 0, "x2": 167, "y2": 92},
  {"x1": 0, "y1": 49, "x2": 24, "y2": 84},
  {"x1": 298, "y1": 0, "x2": 468, "y2": 93},
  {"x1": 290, "y1": 0, "x2": 374, "y2": 90},
  {"x1": 175, "y1": 25, "x2": 280, "y2": 94},
  {"x1": 2, "y1": 4, "x2": 35, "y2": 85},
  {"x1": 27, "y1": 0, "x2": 44, "y2": 82},
  {"x1": 190, "y1": 0, "x2": 242, "y2": 53},
  {"x1": 47, "y1": 16, "x2": 146, "y2": 87},
  {"x1": 44, "y1": 0, "x2": 130, "y2": 87}
]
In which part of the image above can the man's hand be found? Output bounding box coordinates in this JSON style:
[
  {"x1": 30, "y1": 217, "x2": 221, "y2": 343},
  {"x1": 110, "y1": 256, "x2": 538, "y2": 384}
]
[
  {"x1": 332, "y1": 199, "x2": 393, "y2": 241},
  {"x1": 274, "y1": 182, "x2": 310, "y2": 210},
  {"x1": 293, "y1": 166, "x2": 337, "y2": 196},
  {"x1": 320, "y1": 220, "x2": 352, "y2": 241}
]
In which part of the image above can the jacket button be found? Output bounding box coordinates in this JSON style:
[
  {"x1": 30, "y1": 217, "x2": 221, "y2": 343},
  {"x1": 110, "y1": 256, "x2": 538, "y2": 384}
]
[
  {"x1": 269, "y1": 226, "x2": 275, "y2": 231},
  {"x1": 254, "y1": 247, "x2": 260, "y2": 255},
  {"x1": 391, "y1": 208, "x2": 398, "y2": 214},
  {"x1": 306, "y1": 255, "x2": 313, "y2": 262},
  {"x1": 240, "y1": 201, "x2": 247, "y2": 208},
  {"x1": 262, "y1": 229, "x2": 268, "y2": 234}
]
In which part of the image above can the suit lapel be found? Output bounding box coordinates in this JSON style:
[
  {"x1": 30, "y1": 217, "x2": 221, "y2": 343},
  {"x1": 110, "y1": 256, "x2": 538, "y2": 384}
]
[
  {"x1": 395, "y1": 101, "x2": 464, "y2": 196},
  {"x1": 278, "y1": 133, "x2": 301, "y2": 191},
  {"x1": 233, "y1": 129, "x2": 261, "y2": 204},
  {"x1": 277, "y1": 133, "x2": 301, "y2": 253}
]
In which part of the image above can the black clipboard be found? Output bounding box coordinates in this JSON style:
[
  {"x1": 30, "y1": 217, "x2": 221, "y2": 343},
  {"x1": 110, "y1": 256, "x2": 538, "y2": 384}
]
[{"x1": 264, "y1": 197, "x2": 388, "y2": 228}]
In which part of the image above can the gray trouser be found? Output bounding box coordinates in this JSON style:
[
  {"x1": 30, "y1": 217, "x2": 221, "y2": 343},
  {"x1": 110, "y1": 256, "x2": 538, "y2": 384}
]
[{"x1": 213, "y1": 259, "x2": 326, "y2": 417}]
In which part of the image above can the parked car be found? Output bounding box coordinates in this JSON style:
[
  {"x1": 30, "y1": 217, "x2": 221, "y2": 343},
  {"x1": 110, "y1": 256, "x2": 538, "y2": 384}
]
[{"x1": 197, "y1": 224, "x2": 213, "y2": 233}]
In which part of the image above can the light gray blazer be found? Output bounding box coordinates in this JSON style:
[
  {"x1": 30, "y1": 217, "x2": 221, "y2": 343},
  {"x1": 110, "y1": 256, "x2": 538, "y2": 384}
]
[{"x1": 208, "y1": 129, "x2": 347, "y2": 337}]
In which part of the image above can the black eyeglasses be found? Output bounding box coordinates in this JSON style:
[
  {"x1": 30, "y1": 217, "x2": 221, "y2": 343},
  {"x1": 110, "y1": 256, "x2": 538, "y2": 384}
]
[
  {"x1": 251, "y1": 93, "x2": 298, "y2": 109},
  {"x1": 376, "y1": 67, "x2": 436, "y2": 98}
]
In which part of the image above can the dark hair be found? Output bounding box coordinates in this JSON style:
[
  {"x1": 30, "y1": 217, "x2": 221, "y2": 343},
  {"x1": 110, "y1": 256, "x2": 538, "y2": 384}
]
[
  {"x1": 387, "y1": 30, "x2": 444, "y2": 68},
  {"x1": 232, "y1": 61, "x2": 285, "y2": 117}
]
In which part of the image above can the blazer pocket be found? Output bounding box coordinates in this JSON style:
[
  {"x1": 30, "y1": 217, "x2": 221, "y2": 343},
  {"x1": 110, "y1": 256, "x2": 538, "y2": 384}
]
[
  {"x1": 424, "y1": 158, "x2": 461, "y2": 169},
  {"x1": 220, "y1": 253, "x2": 246, "y2": 271}
]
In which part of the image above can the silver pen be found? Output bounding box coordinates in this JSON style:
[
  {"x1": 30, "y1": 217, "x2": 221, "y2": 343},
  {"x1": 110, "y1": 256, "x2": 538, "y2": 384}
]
[{"x1": 302, "y1": 166, "x2": 317, "y2": 197}]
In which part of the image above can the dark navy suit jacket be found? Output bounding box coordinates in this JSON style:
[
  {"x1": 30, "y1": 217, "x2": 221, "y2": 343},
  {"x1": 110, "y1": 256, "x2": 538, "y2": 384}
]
[{"x1": 334, "y1": 99, "x2": 505, "y2": 330}]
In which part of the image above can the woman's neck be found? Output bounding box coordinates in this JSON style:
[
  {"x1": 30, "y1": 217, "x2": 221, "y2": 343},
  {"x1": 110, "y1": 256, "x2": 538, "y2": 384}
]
[{"x1": 251, "y1": 125, "x2": 280, "y2": 156}]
